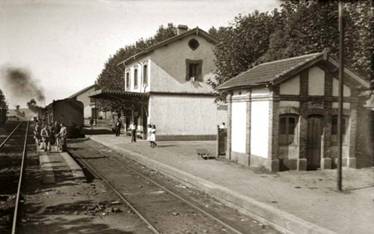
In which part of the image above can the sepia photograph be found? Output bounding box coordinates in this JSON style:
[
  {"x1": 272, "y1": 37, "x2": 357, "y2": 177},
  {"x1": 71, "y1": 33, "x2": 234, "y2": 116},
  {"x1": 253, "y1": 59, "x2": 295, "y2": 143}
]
[{"x1": 0, "y1": 0, "x2": 373, "y2": 233}]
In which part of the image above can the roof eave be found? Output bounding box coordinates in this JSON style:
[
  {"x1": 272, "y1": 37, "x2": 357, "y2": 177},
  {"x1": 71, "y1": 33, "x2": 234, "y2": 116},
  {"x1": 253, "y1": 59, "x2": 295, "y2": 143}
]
[
  {"x1": 217, "y1": 82, "x2": 270, "y2": 92},
  {"x1": 117, "y1": 28, "x2": 217, "y2": 67},
  {"x1": 327, "y1": 58, "x2": 370, "y2": 89}
]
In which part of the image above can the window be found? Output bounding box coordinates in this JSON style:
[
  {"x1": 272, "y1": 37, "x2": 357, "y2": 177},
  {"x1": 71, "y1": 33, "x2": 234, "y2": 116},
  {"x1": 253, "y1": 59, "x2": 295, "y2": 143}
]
[
  {"x1": 143, "y1": 64, "x2": 148, "y2": 86},
  {"x1": 125, "y1": 72, "x2": 130, "y2": 89},
  {"x1": 188, "y1": 39, "x2": 200, "y2": 50},
  {"x1": 186, "y1": 59, "x2": 202, "y2": 81},
  {"x1": 134, "y1": 68, "x2": 138, "y2": 89},
  {"x1": 279, "y1": 114, "x2": 298, "y2": 145}
]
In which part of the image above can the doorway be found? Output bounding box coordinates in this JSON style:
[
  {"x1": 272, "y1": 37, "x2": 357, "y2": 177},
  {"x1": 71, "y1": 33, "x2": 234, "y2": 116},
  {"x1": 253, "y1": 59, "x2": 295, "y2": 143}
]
[{"x1": 306, "y1": 115, "x2": 323, "y2": 170}]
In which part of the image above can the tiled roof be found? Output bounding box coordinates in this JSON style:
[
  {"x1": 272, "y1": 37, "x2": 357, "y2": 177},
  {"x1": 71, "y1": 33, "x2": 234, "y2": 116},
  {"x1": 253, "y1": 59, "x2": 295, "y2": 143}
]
[
  {"x1": 217, "y1": 52, "x2": 324, "y2": 90},
  {"x1": 89, "y1": 89, "x2": 149, "y2": 99}
]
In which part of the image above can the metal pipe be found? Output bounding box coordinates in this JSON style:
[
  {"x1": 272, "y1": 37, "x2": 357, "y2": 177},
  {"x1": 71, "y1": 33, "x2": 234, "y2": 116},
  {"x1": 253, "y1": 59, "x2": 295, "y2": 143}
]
[{"x1": 337, "y1": 1, "x2": 344, "y2": 192}]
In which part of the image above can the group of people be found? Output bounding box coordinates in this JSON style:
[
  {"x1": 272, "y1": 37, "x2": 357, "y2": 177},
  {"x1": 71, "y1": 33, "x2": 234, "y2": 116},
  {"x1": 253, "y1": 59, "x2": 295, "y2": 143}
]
[
  {"x1": 34, "y1": 121, "x2": 67, "y2": 152},
  {"x1": 113, "y1": 119, "x2": 157, "y2": 148},
  {"x1": 147, "y1": 124, "x2": 157, "y2": 148}
]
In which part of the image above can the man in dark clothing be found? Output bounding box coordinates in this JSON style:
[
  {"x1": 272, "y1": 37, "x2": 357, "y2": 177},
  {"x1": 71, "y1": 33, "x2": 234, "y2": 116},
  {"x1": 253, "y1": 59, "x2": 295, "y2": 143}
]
[
  {"x1": 115, "y1": 119, "x2": 122, "y2": 136},
  {"x1": 129, "y1": 122, "x2": 136, "y2": 142}
]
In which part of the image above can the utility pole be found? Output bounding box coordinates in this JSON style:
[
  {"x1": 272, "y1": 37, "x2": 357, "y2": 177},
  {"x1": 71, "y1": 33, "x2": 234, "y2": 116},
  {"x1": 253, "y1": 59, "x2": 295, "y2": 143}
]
[{"x1": 337, "y1": 1, "x2": 344, "y2": 192}]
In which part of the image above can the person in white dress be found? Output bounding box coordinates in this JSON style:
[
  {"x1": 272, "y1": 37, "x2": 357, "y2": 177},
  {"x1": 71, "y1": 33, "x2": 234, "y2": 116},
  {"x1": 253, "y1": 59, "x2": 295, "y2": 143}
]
[{"x1": 150, "y1": 124, "x2": 157, "y2": 148}]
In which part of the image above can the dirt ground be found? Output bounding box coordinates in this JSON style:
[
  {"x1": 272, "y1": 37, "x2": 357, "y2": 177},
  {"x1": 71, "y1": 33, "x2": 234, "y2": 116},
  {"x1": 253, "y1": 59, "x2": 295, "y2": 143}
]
[{"x1": 18, "y1": 153, "x2": 153, "y2": 234}]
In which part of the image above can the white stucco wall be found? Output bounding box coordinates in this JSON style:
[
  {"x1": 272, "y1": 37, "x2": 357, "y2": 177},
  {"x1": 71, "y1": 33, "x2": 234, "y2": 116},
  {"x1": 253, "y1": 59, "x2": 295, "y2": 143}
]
[
  {"x1": 279, "y1": 101, "x2": 300, "y2": 108},
  {"x1": 73, "y1": 86, "x2": 96, "y2": 119},
  {"x1": 280, "y1": 75, "x2": 300, "y2": 95},
  {"x1": 251, "y1": 100, "x2": 270, "y2": 158},
  {"x1": 251, "y1": 88, "x2": 270, "y2": 98},
  {"x1": 231, "y1": 102, "x2": 247, "y2": 153},
  {"x1": 124, "y1": 58, "x2": 151, "y2": 93},
  {"x1": 250, "y1": 88, "x2": 271, "y2": 158},
  {"x1": 150, "y1": 34, "x2": 215, "y2": 94},
  {"x1": 308, "y1": 66, "x2": 325, "y2": 96},
  {"x1": 332, "y1": 78, "x2": 351, "y2": 97},
  {"x1": 149, "y1": 94, "x2": 217, "y2": 136},
  {"x1": 332, "y1": 102, "x2": 351, "y2": 109}
]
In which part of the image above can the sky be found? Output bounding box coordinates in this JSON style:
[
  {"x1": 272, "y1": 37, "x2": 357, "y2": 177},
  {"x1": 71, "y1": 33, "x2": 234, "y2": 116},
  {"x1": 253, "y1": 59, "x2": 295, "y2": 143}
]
[{"x1": 0, "y1": 0, "x2": 280, "y2": 108}]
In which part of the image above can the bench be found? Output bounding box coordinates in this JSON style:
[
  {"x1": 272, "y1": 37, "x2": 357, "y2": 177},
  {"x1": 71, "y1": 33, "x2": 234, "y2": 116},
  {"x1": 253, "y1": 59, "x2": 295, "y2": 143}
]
[{"x1": 196, "y1": 148, "x2": 216, "y2": 160}]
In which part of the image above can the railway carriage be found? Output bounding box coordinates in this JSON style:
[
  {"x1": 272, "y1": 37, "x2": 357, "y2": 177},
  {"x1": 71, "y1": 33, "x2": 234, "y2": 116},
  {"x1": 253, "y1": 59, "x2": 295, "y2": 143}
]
[{"x1": 40, "y1": 98, "x2": 84, "y2": 138}]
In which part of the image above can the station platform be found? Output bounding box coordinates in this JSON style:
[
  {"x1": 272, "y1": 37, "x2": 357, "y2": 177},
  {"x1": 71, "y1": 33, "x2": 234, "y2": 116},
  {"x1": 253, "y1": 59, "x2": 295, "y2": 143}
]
[
  {"x1": 86, "y1": 132, "x2": 374, "y2": 234},
  {"x1": 39, "y1": 147, "x2": 85, "y2": 184}
]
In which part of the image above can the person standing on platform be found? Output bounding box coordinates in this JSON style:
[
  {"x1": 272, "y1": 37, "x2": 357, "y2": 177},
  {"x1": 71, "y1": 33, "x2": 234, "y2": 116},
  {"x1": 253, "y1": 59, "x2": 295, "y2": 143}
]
[
  {"x1": 57, "y1": 123, "x2": 67, "y2": 152},
  {"x1": 129, "y1": 122, "x2": 136, "y2": 142},
  {"x1": 40, "y1": 124, "x2": 50, "y2": 152},
  {"x1": 115, "y1": 119, "x2": 122, "y2": 136},
  {"x1": 48, "y1": 123, "x2": 55, "y2": 150},
  {"x1": 150, "y1": 124, "x2": 157, "y2": 148},
  {"x1": 34, "y1": 122, "x2": 41, "y2": 147}
]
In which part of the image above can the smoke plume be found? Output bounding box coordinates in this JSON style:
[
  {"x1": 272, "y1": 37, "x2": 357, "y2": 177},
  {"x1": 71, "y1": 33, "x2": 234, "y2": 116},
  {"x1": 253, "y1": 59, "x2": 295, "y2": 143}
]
[
  {"x1": 27, "y1": 98, "x2": 43, "y2": 113},
  {"x1": 0, "y1": 66, "x2": 45, "y2": 107}
]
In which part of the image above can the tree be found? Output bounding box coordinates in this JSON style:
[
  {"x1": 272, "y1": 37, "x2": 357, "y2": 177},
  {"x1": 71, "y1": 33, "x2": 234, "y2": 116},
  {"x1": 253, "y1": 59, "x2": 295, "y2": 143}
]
[
  {"x1": 261, "y1": 0, "x2": 373, "y2": 81},
  {"x1": 211, "y1": 0, "x2": 373, "y2": 91},
  {"x1": 209, "y1": 10, "x2": 279, "y2": 90},
  {"x1": 95, "y1": 24, "x2": 178, "y2": 112},
  {"x1": 0, "y1": 89, "x2": 7, "y2": 110}
]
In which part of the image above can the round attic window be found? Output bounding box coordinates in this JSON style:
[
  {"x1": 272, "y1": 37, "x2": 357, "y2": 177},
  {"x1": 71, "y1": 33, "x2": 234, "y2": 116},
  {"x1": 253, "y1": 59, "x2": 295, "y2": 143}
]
[{"x1": 188, "y1": 39, "x2": 200, "y2": 50}]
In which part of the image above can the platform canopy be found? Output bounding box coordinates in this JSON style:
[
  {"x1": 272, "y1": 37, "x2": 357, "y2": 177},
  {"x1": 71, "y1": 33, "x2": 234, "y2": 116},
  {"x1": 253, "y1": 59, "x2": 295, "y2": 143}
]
[{"x1": 89, "y1": 89, "x2": 149, "y2": 103}]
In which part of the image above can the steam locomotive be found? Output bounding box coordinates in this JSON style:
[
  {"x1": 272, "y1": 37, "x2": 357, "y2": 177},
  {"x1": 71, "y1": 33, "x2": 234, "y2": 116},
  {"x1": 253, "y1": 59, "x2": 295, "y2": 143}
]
[{"x1": 39, "y1": 98, "x2": 84, "y2": 138}]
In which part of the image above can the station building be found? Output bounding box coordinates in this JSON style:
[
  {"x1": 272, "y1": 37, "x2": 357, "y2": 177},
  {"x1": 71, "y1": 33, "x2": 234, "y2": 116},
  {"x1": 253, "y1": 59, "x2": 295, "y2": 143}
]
[
  {"x1": 91, "y1": 26, "x2": 226, "y2": 140},
  {"x1": 218, "y1": 50, "x2": 373, "y2": 172},
  {"x1": 69, "y1": 84, "x2": 97, "y2": 121}
]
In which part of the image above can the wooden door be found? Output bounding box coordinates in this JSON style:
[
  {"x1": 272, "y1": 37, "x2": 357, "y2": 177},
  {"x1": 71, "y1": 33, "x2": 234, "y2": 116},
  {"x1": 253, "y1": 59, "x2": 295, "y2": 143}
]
[{"x1": 306, "y1": 115, "x2": 323, "y2": 170}]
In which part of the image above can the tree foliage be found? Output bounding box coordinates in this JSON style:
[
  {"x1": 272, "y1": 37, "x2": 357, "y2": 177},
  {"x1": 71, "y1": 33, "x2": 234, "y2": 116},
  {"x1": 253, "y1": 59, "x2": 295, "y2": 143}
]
[
  {"x1": 96, "y1": 23, "x2": 178, "y2": 92},
  {"x1": 212, "y1": 0, "x2": 373, "y2": 89},
  {"x1": 208, "y1": 10, "x2": 277, "y2": 89},
  {"x1": 95, "y1": 24, "x2": 177, "y2": 111},
  {"x1": 0, "y1": 89, "x2": 8, "y2": 110}
]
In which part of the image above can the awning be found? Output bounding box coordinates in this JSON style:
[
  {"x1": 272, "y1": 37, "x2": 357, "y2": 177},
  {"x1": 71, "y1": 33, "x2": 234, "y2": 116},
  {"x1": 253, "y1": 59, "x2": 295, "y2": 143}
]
[{"x1": 89, "y1": 89, "x2": 149, "y2": 102}]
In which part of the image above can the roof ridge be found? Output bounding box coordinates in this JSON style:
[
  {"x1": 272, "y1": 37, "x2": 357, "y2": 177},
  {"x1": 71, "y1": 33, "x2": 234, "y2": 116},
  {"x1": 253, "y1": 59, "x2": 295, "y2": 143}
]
[
  {"x1": 217, "y1": 51, "x2": 326, "y2": 90},
  {"x1": 119, "y1": 27, "x2": 216, "y2": 66},
  {"x1": 68, "y1": 84, "x2": 96, "y2": 98},
  {"x1": 256, "y1": 52, "x2": 323, "y2": 67},
  {"x1": 228, "y1": 52, "x2": 324, "y2": 83}
]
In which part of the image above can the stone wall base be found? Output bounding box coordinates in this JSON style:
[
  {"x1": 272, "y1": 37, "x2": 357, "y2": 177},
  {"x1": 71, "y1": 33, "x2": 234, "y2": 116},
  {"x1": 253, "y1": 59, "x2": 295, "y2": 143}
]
[
  {"x1": 297, "y1": 158, "x2": 307, "y2": 171},
  {"x1": 231, "y1": 151, "x2": 251, "y2": 166},
  {"x1": 321, "y1": 157, "x2": 332, "y2": 169},
  {"x1": 347, "y1": 157, "x2": 357, "y2": 168},
  {"x1": 156, "y1": 134, "x2": 216, "y2": 141},
  {"x1": 334, "y1": 157, "x2": 357, "y2": 168},
  {"x1": 250, "y1": 154, "x2": 279, "y2": 172},
  {"x1": 279, "y1": 159, "x2": 297, "y2": 171}
]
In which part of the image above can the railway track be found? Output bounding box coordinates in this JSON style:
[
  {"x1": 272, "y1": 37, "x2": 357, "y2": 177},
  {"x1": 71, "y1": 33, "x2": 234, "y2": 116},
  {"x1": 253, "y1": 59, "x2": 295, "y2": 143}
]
[
  {"x1": 70, "y1": 141, "x2": 277, "y2": 234},
  {"x1": 0, "y1": 121, "x2": 30, "y2": 234}
]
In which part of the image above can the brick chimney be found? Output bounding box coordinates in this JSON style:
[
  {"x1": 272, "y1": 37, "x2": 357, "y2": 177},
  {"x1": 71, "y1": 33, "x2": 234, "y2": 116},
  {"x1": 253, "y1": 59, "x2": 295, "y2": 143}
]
[{"x1": 176, "y1": 25, "x2": 188, "y2": 35}]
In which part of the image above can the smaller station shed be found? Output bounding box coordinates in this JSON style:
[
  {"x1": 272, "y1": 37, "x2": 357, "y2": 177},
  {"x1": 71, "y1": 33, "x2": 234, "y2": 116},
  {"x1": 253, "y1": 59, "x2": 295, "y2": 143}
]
[{"x1": 218, "y1": 50, "x2": 372, "y2": 172}]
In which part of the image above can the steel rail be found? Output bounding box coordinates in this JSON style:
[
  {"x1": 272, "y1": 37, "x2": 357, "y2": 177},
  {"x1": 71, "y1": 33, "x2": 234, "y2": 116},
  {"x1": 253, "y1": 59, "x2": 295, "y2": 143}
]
[
  {"x1": 78, "y1": 147, "x2": 245, "y2": 234},
  {"x1": 11, "y1": 121, "x2": 29, "y2": 234},
  {"x1": 0, "y1": 122, "x2": 23, "y2": 150},
  {"x1": 74, "y1": 155, "x2": 161, "y2": 234},
  {"x1": 113, "y1": 157, "x2": 245, "y2": 234}
]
